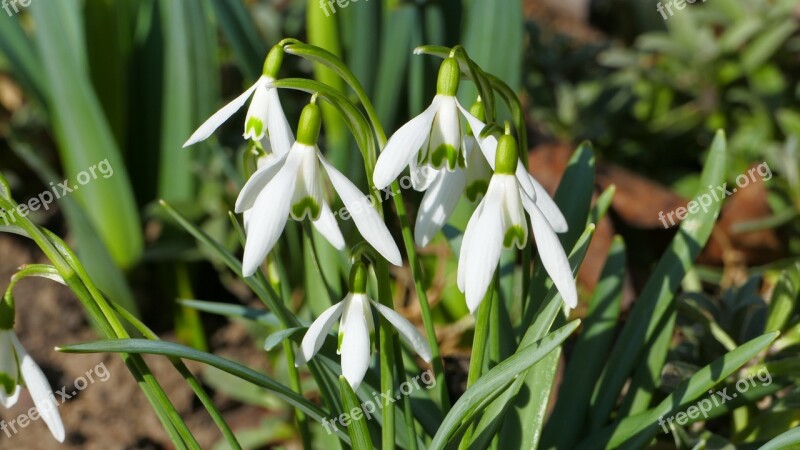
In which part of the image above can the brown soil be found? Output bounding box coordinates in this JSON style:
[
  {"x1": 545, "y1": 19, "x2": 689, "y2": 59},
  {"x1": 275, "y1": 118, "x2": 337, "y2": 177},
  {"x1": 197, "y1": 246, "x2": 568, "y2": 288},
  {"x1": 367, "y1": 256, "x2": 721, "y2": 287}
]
[{"x1": 0, "y1": 234, "x2": 267, "y2": 450}]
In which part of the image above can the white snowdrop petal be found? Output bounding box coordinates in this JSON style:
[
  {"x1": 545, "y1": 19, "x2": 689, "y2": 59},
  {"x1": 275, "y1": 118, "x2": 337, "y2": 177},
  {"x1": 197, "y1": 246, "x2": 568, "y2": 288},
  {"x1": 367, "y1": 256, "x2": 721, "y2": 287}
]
[
  {"x1": 235, "y1": 152, "x2": 287, "y2": 213},
  {"x1": 373, "y1": 96, "x2": 442, "y2": 189},
  {"x1": 0, "y1": 384, "x2": 20, "y2": 408},
  {"x1": 244, "y1": 84, "x2": 271, "y2": 141},
  {"x1": 241, "y1": 150, "x2": 302, "y2": 277},
  {"x1": 522, "y1": 194, "x2": 578, "y2": 309},
  {"x1": 463, "y1": 197, "x2": 504, "y2": 313},
  {"x1": 371, "y1": 301, "x2": 432, "y2": 362},
  {"x1": 296, "y1": 299, "x2": 346, "y2": 366},
  {"x1": 428, "y1": 97, "x2": 461, "y2": 170},
  {"x1": 312, "y1": 201, "x2": 346, "y2": 250},
  {"x1": 12, "y1": 335, "x2": 65, "y2": 443},
  {"x1": 456, "y1": 101, "x2": 536, "y2": 200},
  {"x1": 265, "y1": 87, "x2": 294, "y2": 157},
  {"x1": 184, "y1": 78, "x2": 263, "y2": 147},
  {"x1": 457, "y1": 200, "x2": 485, "y2": 292},
  {"x1": 340, "y1": 295, "x2": 372, "y2": 389},
  {"x1": 415, "y1": 169, "x2": 466, "y2": 247},
  {"x1": 318, "y1": 152, "x2": 403, "y2": 266},
  {"x1": 528, "y1": 174, "x2": 568, "y2": 233}
]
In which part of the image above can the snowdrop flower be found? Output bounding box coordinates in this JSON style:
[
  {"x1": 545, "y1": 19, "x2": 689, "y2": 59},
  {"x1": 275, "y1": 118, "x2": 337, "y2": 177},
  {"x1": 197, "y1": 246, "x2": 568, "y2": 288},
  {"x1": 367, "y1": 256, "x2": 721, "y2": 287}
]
[
  {"x1": 414, "y1": 101, "x2": 492, "y2": 247},
  {"x1": 0, "y1": 329, "x2": 65, "y2": 442},
  {"x1": 458, "y1": 133, "x2": 577, "y2": 313},
  {"x1": 374, "y1": 57, "x2": 480, "y2": 190},
  {"x1": 236, "y1": 102, "x2": 402, "y2": 277},
  {"x1": 295, "y1": 262, "x2": 432, "y2": 388},
  {"x1": 459, "y1": 111, "x2": 568, "y2": 234},
  {"x1": 183, "y1": 45, "x2": 293, "y2": 157}
]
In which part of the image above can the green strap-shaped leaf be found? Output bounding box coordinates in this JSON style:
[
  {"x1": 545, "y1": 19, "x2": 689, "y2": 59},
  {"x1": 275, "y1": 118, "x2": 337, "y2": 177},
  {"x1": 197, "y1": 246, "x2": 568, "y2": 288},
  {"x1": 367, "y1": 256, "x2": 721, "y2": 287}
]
[
  {"x1": 578, "y1": 331, "x2": 779, "y2": 449},
  {"x1": 30, "y1": 0, "x2": 143, "y2": 268},
  {"x1": 58, "y1": 338, "x2": 352, "y2": 444},
  {"x1": 589, "y1": 130, "x2": 727, "y2": 431},
  {"x1": 542, "y1": 236, "x2": 626, "y2": 449},
  {"x1": 340, "y1": 376, "x2": 375, "y2": 450},
  {"x1": 429, "y1": 321, "x2": 581, "y2": 450}
]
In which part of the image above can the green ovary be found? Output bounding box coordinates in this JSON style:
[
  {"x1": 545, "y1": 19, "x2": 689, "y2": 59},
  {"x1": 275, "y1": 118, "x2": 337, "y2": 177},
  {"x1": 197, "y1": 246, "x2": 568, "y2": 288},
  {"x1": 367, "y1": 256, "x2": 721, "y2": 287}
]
[
  {"x1": 503, "y1": 225, "x2": 527, "y2": 248},
  {"x1": 291, "y1": 197, "x2": 321, "y2": 221},
  {"x1": 246, "y1": 117, "x2": 264, "y2": 137},
  {"x1": 430, "y1": 143, "x2": 459, "y2": 170}
]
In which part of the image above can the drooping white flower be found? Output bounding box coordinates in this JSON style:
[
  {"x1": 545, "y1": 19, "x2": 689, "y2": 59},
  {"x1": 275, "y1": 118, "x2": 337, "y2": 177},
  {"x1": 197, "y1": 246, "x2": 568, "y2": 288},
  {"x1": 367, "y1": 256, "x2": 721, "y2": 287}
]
[
  {"x1": 413, "y1": 102, "x2": 492, "y2": 247},
  {"x1": 457, "y1": 134, "x2": 577, "y2": 313},
  {"x1": 460, "y1": 110, "x2": 569, "y2": 234},
  {"x1": 0, "y1": 330, "x2": 65, "y2": 443},
  {"x1": 237, "y1": 102, "x2": 402, "y2": 277},
  {"x1": 295, "y1": 262, "x2": 432, "y2": 388},
  {"x1": 373, "y1": 57, "x2": 478, "y2": 191},
  {"x1": 183, "y1": 45, "x2": 293, "y2": 157}
]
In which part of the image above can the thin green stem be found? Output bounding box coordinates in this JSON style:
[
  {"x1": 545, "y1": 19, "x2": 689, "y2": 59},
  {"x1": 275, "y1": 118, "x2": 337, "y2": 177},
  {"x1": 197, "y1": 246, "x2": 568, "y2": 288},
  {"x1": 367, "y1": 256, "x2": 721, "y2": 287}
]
[
  {"x1": 459, "y1": 281, "x2": 495, "y2": 449},
  {"x1": 375, "y1": 259, "x2": 396, "y2": 449},
  {"x1": 393, "y1": 339, "x2": 418, "y2": 450},
  {"x1": 284, "y1": 340, "x2": 313, "y2": 449}
]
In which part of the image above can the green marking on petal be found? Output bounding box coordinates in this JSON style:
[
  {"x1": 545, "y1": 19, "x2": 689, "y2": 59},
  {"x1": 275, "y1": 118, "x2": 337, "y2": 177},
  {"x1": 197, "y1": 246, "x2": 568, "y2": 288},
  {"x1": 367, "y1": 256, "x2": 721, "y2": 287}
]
[
  {"x1": 0, "y1": 372, "x2": 16, "y2": 396},
  {"x1": 503, "y1": 225, "x2": 527, "y2": 248},
  {"x1": 466, "y1": 180, "x2": 489, "y2": 202},
  {"x1": 430, "y1": 143, "x2": 458, "y2": 170},
  {"x1": 246, "y1": 117, "x2": 264, "y2": 138},
  {"x1": 291, "y1": 197, "x2": 321, "y2": 221},
  {"x1": 337, "y1": 330, "x2": 344, "y2": 354}
]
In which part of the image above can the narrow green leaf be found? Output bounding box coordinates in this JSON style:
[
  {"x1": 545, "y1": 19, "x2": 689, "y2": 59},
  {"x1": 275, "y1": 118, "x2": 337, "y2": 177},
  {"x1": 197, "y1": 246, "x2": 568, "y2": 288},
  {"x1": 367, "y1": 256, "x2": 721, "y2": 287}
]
[
  {"x1": 542, "y1": 236, "x2": 626, "y2": 449},
  {"x1": 579, "y1": 331, "x2": 779, "y2": 449},
  {"x1": 340, "y1": 376, "x2": 374, "y2": 450},
  {"x1": 765, "y1": 270, "x2": 798, "y2": 333},
  {"x1": 589, "y1": 131, "x2": 727, "y2": 431},
  {"x1": 31, "y1": 0, "x2": 143, "y2": 268},
  {"x1": 179, "y1": 299, "x2": 279, "y2": 327},
  {"x1": 58, "y1": 338, "x2": 352, "y2": 444},
  {"x1": 209, "y1": 0, "x2": 265, "y2": 79},
  {"x1": 430, "y1": 320, "x2": 581, "y2": 450}
]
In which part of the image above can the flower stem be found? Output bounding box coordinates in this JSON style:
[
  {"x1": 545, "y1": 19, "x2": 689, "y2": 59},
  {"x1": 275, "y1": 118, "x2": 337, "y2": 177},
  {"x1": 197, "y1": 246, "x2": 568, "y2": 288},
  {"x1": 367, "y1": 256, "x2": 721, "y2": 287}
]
[
  {"x1": 460, "y1": 279, "x2": 496, "y2": 449},
  {"x1": 284, "y1": 340, "x2": 314, "y2": 449},
  {"x1": 375, "y1": 259, "x2": 396, "y2": 449}
]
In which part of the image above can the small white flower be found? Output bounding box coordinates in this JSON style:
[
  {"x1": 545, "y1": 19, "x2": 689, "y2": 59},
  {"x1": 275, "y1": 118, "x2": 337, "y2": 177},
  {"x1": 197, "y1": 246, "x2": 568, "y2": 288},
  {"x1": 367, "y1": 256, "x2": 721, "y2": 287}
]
[
  {"x1": 414, "y1": 132, "x2": 491, "y2": 247},
  {"x1": 295, "y1": 291, "x2": 432, "y2": 389},
  {"x1": 236, "y1": 103, "x2": 402, "y2": 277},
  {"x1": 457, "y1": 135, "x2": 577, "y2": 313},
  {"x1": 0, "y1": 330, "x2": 65, "y2": 443},
  {"x1": 183, "y1": 46, "x2": 293, "y2": 157}
]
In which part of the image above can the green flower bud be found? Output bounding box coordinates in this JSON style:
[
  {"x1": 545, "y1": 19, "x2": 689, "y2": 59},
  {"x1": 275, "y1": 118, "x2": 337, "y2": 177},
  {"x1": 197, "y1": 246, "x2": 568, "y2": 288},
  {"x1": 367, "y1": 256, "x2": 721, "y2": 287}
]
[
  {"x1": 495, "y1": 134, "x2": 519, "y2": 175},
  {"x1": 297, "y1": 102, "x2": 322, "y2": 146},
  {"x1": 436, "y1": 58, "x2": 460, "y2": 97},
  {"x1": 262, "y1": 45, "x2": 285, "y2": 79},
  {"x1": 349, "y1": 261, "x2": 369, "y2": 294}
]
